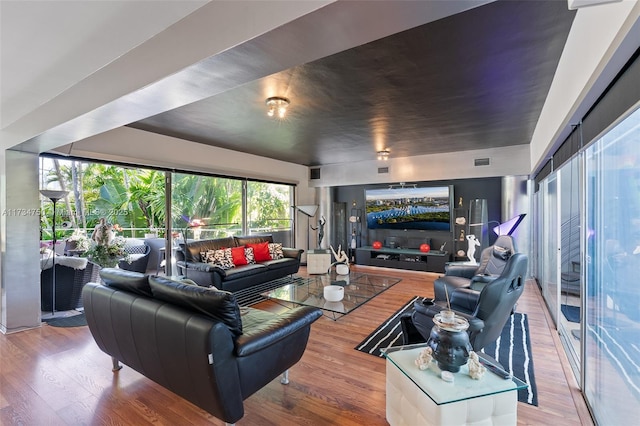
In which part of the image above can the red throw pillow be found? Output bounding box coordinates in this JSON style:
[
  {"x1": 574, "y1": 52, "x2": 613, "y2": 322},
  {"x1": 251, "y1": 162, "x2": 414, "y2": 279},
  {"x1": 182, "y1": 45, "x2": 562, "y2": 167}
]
[
  {"x1": 230, "y1": 246, "x2": 248, "y2": 266},
  {"x1": 248, "y1": 241, "x2": 272, "y2": 262}
]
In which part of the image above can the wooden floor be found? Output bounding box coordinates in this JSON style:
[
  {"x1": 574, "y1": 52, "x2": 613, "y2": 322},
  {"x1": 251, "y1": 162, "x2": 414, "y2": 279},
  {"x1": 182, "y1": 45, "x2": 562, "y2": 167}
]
[{"x1": 0, "y1": 266, "x2": 594, "y2": 425}]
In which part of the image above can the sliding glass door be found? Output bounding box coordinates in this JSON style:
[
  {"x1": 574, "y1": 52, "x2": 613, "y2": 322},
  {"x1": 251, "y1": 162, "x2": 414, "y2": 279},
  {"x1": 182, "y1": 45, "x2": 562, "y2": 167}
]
[
  {"x1": 540, "y1": 175, "x2": 560, "y2": 324},
  {"x1": 558, "y1": 156, "x2": 582, "y2": 378},
  {"x1": 583, "y1": 107, "x2": 640, "y2": 424}
]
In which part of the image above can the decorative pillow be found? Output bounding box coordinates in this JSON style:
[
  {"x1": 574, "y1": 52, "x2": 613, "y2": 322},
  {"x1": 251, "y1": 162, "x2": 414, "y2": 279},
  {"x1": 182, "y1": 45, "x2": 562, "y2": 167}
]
[
  {"x1": 248, "y1": 241, "x2": 271, "y2": 262},
  {"x1": 125, "y1": 244, "x2": 148, "y2": 255},
  {"x1": 493, "y1": 246, "x2": 511, "y2": 261},
  {"x1": 148, "y1": 276, "x2": 242, "y2": 336},
  {"x1": 202, "y1": 249, "x2": 234, "y2": 270},
  {"x1": 268, "y1": 242, "x2": 284, "y2": 259},
  {"x1": 230, "y1": 246, "x2": 249, "y2": 266},
  {"x1": 244, "y1": 246, "x2": 255, "y2": 264}
]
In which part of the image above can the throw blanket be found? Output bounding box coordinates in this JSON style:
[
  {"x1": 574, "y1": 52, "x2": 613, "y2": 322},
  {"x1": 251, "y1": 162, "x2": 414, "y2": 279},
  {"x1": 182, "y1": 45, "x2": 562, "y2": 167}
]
[{"x1": 40, "y1": 253, "x2": 89, "y2": 271}]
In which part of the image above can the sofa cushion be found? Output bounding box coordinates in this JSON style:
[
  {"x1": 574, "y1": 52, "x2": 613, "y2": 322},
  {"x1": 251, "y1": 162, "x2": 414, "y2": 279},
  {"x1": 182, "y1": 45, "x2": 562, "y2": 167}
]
[
  {"x1": 123, "y1": 239, "x2": 148, "y2": 255},
  {"x1": 248, "y1": 241, "x2": 271, "y2": 262},
  {"x1": 260, "y1": 257, "x2": 298, "y2": 271},
  {"x1": 234, "y1": 235, "x2": 273, "y2": 246},
  {"x1": 99, "y1": 268, "x2": 152, "y2": 297},
  {"x1": 202, "y1": 249, "x2": 235, "y2": 270},
  {"x1": 149, "y1": 275, "x2": 242, "y2": 336},
  {"x1": 223, "y1": 263, "x2": 268, "y2": 280},
  {"x1": 182, "y1": 237, "x2": 236, "y2": 262},
  {"x1": 268, "y1": 243, "x2": 284, "y2": 260}
]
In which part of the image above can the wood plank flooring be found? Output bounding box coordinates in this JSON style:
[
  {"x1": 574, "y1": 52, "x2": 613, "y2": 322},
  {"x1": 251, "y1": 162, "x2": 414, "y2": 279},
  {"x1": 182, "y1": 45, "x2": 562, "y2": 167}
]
[{"x1": 0, "y1": 266, "x2": 594, "y2": 425}]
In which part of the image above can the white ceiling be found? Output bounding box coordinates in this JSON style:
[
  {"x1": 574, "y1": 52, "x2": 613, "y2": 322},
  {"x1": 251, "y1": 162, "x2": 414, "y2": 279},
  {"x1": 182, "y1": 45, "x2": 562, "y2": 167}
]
[{"x1": 0, "y1": 0, "x2": 208, "y2": 128}]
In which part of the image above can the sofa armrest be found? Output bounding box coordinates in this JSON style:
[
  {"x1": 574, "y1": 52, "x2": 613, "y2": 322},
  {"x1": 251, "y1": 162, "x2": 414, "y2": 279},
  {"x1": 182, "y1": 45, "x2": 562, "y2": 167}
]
[
  {"x1": 282, "y1": 247, "x2": 303, "y2": 261},
  {"x1": 176, "y1": 260, "x2": 227, "y2": 277},
  {"x1": 469, "y1": 274, "x2": 498, "y2": 292},
  {"x1": 444, "y1": 263, "x2": 478, "y2": 278},
  {"x1": 234, "y1": 306, "x2": 322, "y2": 357}
]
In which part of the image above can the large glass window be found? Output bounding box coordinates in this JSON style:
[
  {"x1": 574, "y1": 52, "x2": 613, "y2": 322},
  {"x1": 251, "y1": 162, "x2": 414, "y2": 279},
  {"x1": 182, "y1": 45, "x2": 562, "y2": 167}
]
[
  {"x1": 171, "y1": 174, "x2": 243, "y2": 239},
  {"x1": 40, "y1": 159, "x2": 295, "y2": 250},
  {"x1": 583, "y1": 106, "x2": 640, "y2": 424},
  {"x1": 39, "y1": 159, "x2": 165, "y2": 240},
  {"x1": 246, "y1": 181, "x2": 294, "y2": 245}
]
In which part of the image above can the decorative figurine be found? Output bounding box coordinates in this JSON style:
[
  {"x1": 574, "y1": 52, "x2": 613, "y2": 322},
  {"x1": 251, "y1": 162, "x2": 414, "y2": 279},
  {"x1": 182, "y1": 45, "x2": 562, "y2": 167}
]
[
  {"x1": 467, "y1": 351, "x2": 486, "y2": 380},
  {"x1": 310, "y1": 216, "x2": 326, "y2": 248},
  {"x1": 329, "y1": 244, "x2": 349, "y2": 265},
  {"x1": 415, "y1": 347, "x2": 433, "y2": 371},
  {"x1": 466, "y1": 234, "x2": 480, "y2": 264}
]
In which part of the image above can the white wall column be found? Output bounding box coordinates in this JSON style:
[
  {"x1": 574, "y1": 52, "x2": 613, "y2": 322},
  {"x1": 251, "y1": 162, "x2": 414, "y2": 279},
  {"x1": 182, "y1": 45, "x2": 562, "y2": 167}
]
[{"x1": 1, "y1": 150, "x2": 41, "y2": 333}]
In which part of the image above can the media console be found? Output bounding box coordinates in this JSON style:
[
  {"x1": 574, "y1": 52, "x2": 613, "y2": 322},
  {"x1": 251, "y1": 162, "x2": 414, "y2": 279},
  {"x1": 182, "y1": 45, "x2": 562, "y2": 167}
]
[{"x1": 355, "y1": 246, "x2": 449, "y2": 273}]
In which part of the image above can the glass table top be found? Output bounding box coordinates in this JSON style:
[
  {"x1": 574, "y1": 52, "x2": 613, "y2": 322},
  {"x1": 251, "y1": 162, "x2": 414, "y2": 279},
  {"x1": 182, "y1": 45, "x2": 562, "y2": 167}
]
[
  {"x1": 381, "y1": 343, "x2": 528, "y2": 405},
  {"x1": 260, "y1": 271, "x2": 401, "y2": 317}
]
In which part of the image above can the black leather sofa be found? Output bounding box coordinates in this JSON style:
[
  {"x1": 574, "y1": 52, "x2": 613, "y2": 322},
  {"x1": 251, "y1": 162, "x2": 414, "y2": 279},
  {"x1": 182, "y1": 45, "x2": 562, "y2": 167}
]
[
  {"x1": 82, "y1": 268, "x2": 322, "y2": 425},
  {"x1": 175, "y1": 235, "x2": 303, "y2": 292}
]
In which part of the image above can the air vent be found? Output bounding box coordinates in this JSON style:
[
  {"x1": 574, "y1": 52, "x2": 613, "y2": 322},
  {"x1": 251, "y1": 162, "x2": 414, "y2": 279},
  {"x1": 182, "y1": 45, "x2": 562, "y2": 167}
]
[
  {"x1": 474, "y1": 158, "x2": 490, "y2": 167},
  {"x1": 310, "y1": 168, "x2": 321, "y2": 180},
  {"x1": 378, "y1": 167, "x2": 389, "y2": 174}
]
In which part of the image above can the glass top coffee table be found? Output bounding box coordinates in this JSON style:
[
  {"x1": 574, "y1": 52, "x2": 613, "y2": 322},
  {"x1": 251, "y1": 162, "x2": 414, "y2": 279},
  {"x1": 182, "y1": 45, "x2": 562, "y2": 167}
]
[
  {"x1": 381, "y1": 343, "x2": 528, "y2": 425},
  {"x1": 261, "y1": 271, "x2": 401, "y2": 319}
]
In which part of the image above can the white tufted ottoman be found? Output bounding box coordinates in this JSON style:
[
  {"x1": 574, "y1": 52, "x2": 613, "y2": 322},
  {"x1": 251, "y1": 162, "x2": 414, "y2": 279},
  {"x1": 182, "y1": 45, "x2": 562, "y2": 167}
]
[{"x1": 383, "y1": 345, "x2": 524, "y2": 426}]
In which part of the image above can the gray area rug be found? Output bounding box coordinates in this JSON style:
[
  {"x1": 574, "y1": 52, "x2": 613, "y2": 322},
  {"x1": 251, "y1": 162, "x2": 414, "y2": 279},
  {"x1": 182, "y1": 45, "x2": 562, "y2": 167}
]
[{"x1": 43, "y1": 312, "x2": 87, "y2": 327}]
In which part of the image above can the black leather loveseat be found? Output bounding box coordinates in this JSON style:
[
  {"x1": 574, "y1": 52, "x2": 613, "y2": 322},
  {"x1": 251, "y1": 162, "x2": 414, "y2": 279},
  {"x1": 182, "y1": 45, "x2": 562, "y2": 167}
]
[
  {"x1": 82, "y1": 268, "x2": 322, "y2": 425},
  {"x1": 175, "y1": 235, "x2": 303, "y2": 292}
]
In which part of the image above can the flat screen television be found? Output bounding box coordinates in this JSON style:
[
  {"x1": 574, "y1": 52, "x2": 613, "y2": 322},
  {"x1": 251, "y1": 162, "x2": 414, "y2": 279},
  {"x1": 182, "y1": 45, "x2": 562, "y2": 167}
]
[{"x1": 365, "y1": 185, "x2": 452, "y2": 231}]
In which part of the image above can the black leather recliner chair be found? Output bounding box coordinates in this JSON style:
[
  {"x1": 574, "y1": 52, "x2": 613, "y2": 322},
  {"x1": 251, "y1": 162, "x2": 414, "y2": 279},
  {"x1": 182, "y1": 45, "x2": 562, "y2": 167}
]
[
  {"x1": 433, "y1": 235, "x2": 516, "y2": 304},
  {"x1": 401, "y1": 253, "x2": 528, "y2": 351}
]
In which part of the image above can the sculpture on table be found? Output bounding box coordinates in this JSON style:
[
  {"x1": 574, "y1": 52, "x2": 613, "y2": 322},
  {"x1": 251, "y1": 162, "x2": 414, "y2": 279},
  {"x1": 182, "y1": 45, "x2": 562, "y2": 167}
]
[
  {"x1": 467, "y1": 351, "x2": 486, "y2": 380},
  {"x1": 415, "y1": 346, "x2": 433, "y2": 371},
  {"x1": 329, "y1": 244, "x2": 350, "y2": 275},
  {"x1": 91, "y1": 218, "x2": 115, "y2": 246},
  {"x1": 310, "y1": 216, "x2": 326, "y2": 248},
  {"x1": 330, "y1": 244, "x2": 349, "y2": 265},
  {"x1": 466, "y1": 234, "x2": 480, "y2": 264}
]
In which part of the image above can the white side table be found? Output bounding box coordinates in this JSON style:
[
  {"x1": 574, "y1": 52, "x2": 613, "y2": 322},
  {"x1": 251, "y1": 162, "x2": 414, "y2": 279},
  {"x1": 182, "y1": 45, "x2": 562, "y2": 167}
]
[
  {"x1": 382, "y1": 344, "x2": 526, "y2": 426},
  {"x1": 306, "y1": 250, "x2": 331, "y2": 274}
]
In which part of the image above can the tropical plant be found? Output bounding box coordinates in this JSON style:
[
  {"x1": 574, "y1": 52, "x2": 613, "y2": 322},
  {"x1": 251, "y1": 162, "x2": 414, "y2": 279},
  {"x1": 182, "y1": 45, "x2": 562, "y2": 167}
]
[
  {"x1": 83, "y1": 219, "x2": 129, "y2": 268},
  {"x1": 66, "y1": 229, "x2": 91, "y2": 251}
]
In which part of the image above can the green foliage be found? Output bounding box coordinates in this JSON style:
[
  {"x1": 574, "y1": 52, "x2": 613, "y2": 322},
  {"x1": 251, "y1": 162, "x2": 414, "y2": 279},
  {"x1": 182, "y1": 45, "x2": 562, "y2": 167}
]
[{"x1": 41, "y1": 159, "x2": 292, "y2": 240}]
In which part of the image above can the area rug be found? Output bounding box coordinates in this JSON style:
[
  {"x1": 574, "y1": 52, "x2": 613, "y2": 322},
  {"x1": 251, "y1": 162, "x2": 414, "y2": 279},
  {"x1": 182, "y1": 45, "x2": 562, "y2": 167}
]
[
  {"x1": 233, "y1": 275, "x2": 307, "y2": 307},
  {"x1": 561, "y1": 304, "x2": 580, "y2": 323},
  {"x1": 355, "y1": 296, "x2": 538, "y2": 406},
  {"x1": 43, "y1": 312, "x2": 87, "y2": 327}
]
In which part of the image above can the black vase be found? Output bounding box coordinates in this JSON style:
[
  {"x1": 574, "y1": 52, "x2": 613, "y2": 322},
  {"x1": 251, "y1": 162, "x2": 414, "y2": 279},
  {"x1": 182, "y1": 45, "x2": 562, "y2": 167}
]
[{"x1": 426, "y1": 324, "x2": 472, "y2": 373}]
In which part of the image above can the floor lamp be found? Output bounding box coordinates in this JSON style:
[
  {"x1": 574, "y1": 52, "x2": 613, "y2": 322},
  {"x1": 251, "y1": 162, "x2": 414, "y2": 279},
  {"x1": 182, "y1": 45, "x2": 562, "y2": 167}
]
[
  {"x1": 295, "y1": 205, "x2": 319, "y2": 253},
  {"x1": 40, "y1": 189, "x2": 69, "y2": 316}
]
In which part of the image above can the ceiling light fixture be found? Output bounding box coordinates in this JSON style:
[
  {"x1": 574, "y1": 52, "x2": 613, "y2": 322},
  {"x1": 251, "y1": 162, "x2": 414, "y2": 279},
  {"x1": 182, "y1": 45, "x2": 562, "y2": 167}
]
[
  {"x1": 266, "y1": 96, "x2": 290, "y2": 118},
  {"x1": 377, "y1": 150, "x2": 390, "y2": 160}
]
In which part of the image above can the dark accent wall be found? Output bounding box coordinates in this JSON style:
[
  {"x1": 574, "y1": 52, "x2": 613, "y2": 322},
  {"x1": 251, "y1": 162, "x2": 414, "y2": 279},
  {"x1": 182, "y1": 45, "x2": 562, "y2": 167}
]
[{"x1": 333, "y1": 177, "x2": 502, "y2": 253}]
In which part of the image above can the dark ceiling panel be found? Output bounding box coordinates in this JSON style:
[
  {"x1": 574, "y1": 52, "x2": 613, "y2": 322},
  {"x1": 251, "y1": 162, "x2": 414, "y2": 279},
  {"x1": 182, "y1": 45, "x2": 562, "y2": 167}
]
[{"x1": 129, "y1": 1, "x2": 576, "y2": 167}]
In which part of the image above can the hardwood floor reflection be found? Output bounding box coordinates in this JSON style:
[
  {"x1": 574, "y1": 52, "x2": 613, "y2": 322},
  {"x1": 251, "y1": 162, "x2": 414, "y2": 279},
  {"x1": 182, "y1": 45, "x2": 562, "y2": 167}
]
[{"x1": 0, "y1": 266, "x2": 593, "y2": 425}]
